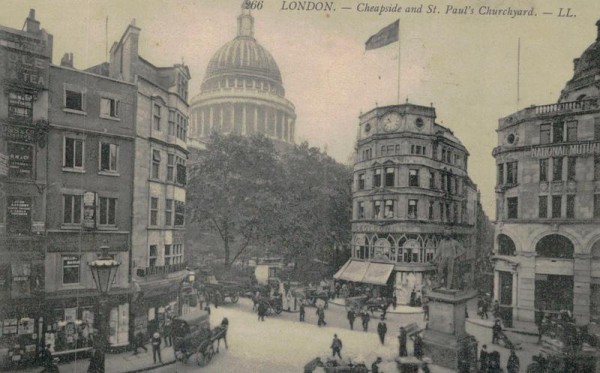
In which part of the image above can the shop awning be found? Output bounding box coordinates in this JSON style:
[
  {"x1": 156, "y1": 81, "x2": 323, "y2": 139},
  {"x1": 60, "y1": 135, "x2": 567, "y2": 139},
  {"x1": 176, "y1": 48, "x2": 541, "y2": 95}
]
[
  {"x1": 334, "y1": 260, "x2": 394, "y2": 285},
  {"x1": 362, "y1": 262, "x2": 395, "y2": 285}
]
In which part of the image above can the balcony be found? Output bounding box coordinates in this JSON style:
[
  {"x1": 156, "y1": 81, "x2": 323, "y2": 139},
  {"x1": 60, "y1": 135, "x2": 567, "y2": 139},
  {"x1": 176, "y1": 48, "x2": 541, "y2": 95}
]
[
  {"x1": 136, "y1": 261, "x2": 188, "y2": 278},
  {"x1": 499, "y1": 98, "x2": 599, "y2": 128}
]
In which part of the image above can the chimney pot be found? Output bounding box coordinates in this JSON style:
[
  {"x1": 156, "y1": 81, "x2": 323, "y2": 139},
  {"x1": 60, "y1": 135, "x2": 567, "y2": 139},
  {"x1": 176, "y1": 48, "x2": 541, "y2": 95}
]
[
  {"x1": 60, "y1": 53, "x2": 73, "y2": 68},
  {"x1": 25, "y1": 8, "x2": 40, "y2": 33}
]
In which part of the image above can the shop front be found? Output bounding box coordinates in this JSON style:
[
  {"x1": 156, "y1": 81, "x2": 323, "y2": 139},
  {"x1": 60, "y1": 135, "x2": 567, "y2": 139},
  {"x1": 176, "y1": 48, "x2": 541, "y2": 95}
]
[
  {"x1": 0, "y1": 299, "x2": 44, "y2": 369},
  {"x1": 133, "y1": 280, "x2": 181, "y2": 339},
  {"x1": 334, "y1": 259, "x2": 395, "y2": 298}
]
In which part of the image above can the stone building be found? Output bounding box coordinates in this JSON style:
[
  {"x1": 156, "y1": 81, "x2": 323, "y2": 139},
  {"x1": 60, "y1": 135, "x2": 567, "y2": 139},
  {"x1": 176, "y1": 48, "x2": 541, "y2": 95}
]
[
  {"x1": 335, "y1": 103, "x2": 481, "y2": 304},
  {"x1": 92, "y1": 20, "x2": 192, "y2": 337},
  {"x1": 0, "y1": 9, "x2": 52, "y2": 362},
  {"x1": 492, "y1": 20, "x2": 600, "y2": 326},
  {"x1": 187, "y1": 7, "x2": 296, "y2": 156}
]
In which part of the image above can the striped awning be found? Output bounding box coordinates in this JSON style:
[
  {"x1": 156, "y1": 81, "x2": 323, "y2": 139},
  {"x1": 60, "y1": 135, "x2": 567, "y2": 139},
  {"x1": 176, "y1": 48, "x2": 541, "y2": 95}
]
[{"x1": 334, "y1": 260, "x2": 394, "y2": 286}]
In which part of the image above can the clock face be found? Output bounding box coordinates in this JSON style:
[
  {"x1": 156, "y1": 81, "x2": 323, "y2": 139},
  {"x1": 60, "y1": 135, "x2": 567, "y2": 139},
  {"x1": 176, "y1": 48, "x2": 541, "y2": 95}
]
[{"x1": 382, "y1": 112, "x2": 401, "y2": 131}]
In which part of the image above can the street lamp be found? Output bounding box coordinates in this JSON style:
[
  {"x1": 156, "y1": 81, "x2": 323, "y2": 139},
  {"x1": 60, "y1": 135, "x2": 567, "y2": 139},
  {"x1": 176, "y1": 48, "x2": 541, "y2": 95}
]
[{"x1": 88, "y1": 246, "x2": 120, "y2": 373}]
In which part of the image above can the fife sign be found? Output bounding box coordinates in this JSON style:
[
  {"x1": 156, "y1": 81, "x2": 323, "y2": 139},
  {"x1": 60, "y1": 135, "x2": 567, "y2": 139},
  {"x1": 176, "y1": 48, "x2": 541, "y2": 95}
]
[{"x1": 530, "y1": 142, "x2": 600, "y2": 158}]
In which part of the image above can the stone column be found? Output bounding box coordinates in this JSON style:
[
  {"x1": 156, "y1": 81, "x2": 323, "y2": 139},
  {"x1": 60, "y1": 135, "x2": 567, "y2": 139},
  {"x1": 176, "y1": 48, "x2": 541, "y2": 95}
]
[
  {"x1": 242, "y1": 105, "x2": 247, "y2": 135},
  {"x1": 254, "y1": 106, "x2": 258, "y2": 135},
  {"x1": 574, "y1": 253, "x2": 592, "y2": 325},
  {"x1": 512, "y1": 271, "x2": 518, "y2": 322},
  {"x1": 230, "y1": 103, "x2": 235, "y2": 133},
  {"x1": 518, "y1": 252, "x2": 536, "y2": 323},
  {"x1": 209, "y1": 106, "x2": 214, "y2": 133},
  {"x1": 493, "y1": 270, "x2": 500, "y2": 302}
]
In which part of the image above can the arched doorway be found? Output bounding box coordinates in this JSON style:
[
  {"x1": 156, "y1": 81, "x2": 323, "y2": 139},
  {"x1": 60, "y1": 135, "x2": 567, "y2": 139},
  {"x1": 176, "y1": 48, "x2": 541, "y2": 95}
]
[
  {"x1": 534, "y1": 235, "x2": 574, "y2": 312},
  {"x1": 497, "y1": 234, "x2": 516, "y2": 256}
]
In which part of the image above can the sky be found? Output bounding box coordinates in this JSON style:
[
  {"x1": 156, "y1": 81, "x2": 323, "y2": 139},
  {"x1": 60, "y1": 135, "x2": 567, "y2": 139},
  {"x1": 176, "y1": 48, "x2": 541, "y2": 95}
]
[{"x1": 2, "y1": 0, "x2": 600, "y2": 216}]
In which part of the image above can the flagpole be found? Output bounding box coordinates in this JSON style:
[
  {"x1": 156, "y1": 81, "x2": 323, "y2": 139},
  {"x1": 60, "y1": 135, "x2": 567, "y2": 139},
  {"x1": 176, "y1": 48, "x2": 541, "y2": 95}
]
[
  {"x1": 517, "y1": 37, "x2": 521, "y2": 110},
  {"x1": 397, "y1": 19, "x2": 401, "y2": 105}
]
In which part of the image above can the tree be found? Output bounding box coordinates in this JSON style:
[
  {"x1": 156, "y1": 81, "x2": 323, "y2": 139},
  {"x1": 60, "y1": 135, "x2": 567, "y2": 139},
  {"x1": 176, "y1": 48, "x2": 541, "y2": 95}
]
[{"x1": 187, "y1": 133, "x2": 284, "y2": 266}]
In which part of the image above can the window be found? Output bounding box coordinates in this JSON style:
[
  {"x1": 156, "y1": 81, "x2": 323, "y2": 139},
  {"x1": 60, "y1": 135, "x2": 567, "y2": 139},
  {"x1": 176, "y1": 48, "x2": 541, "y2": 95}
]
[
  {"x1": 374, "y1": 201, "x2": 382, "y2": 218},
  {"x1": 151, "y1": 150, "x2": 161, "y2": 179},
  {"x1": 176, "y1": 113, "x2": 188, "y2": 141},
  {"x1": 63, "y1": 194, "x2": 82, "y2": 224},
  {"x1": 165, "y1": 199, "x2": 173, "y2": 226},
  {"x1": 176, "y1": 157, "x2": 186, "y2": 185},
  {"x1": 99, "y1": 143, "x2": 118, "y2": 172},
  {"x1": 566, "y1": 195, "x2": 575, "y2": 219},
  {"x1": 385, "y1": 168, "x2": 395, "y2": 187},
  {"x1": 168, "y1": 111, "x2": 176, "y2": 136},
  {"x1": 595, "y1": 156, "x2": 600, "y2": 181},
  {"x1": 551, "y1": 195, "x2": 562, "y2": 218},
  {"x1": 408, "y1": 199, "x2": 418, "y2": 219},
  {"x1": 173, "y1": 244, "x2": 184, "y2": 264},
  {"x1": 65, "y1": 89, "x2": 83, "y2": 111},
  {"x1": 167, "y1": 154, "x2": 175, "y2": 182},
  {"x1": 595, "y1": 195, "x2": 600, "y2": 218},
  {"x1": 539, "y1": 159, "x2": 548, "y2": 182},
  {"x1": 552, "y1": 122, "x2": 564, "y2": 143},
  {"x1": 540, "y1": 123, "x2": 551, "y2": 144},
  {"x1": 429, "y1": 171, "x2": 435, "y2": 189},
  {"x1": 440, "y1": 202, "x2": 445, "y2": 222},
  {"x1": 164, "y1": 244, "x2": 172, "y2": 265},
  {"x1": 552, "y1": 157, "x2": 563, "y2": 181},
  {"x1": 384, "y1": 200, "x2": 394, "y2": 219},
  {"x1": 8, "y1": 91, "x2": 33, "y2": 120},
  {"x1": 149, "y1": 245, "x2": 158, "y2": 267},
  {"x1": 595, "y1": 118, "x2": 600, "y2": 140},
  {"x1": 358, "y1": 173, "x2": 365, "y2": 190},
  {"x1": 150, "y1": 197, "x2": 158, "y2": 226},
  {"x1": 62, "y1": 256, "x2": 80, "y2": 284},
  {"x1": 441, "y1": 148, "x2": 446, "y2": 162},
  {"x1": 373, "y1": 169, "x2": 381, "y2": 188},
  {"x1": 358, "y1": 202, "x2": 365, "y2": 219},
  {"x1": 174, "y1": 201, "x2": 185, "y2": 226},
  {"x1": 567, "y1": 157, "x2": 576, "y2": 181},
  {"x1": 99, "y1": 197, "x2": 116, "y2": 225},
  {"x1": 497, "y1": 164, "x2": 504, "y2": 185},
  {"x1": 153, "y1": 104, "x2": 161, "y2": 131},
  {"x1": 538, "y1": 196, "x2": 548, "y2": 218},
  {"x1": 507, "y1": 197, "x2": 518, "y2": 219},
  {"x1": 411, "y1": 145, "x2": 426, "y2": 155},
  {"x1": 445, "y1": 202, "x2": 451, "y2": 221},
  {"x1": 506, "y1": 162, "x2": 518, "y2": 184},
  {"x1": 566, "y1": 121, "x2": 577, "y2": 142},
  {"x1": 429, "y1": 200, "x2": 434, "y2": 220},
  {"x1": 409, "y1": 169, "x2": 419, "y2": 187},
  {"x1": 64, "y1": 137, "x2": 84, "y2": 169},
  {"x1": 100, "y1": 98, "x2": 119, "y2": 118}
]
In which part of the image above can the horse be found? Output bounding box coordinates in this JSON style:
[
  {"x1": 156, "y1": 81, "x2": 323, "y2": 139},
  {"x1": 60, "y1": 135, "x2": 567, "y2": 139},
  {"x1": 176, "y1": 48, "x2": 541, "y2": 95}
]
[{"x1": 212, "y1": 318, "x2": 228, "y2": 353}]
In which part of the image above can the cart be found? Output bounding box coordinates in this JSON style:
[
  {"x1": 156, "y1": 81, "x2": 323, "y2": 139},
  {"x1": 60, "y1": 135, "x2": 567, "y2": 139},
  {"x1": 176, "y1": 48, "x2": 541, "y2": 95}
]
[
  {"x1": 258, "y1": 296, "x2": 283, "y2": 315},
  {"x1": 202, "y1": 281, "x2": 241, "y2": 305},
  {"x1": 172, "y1": 310, "x2": 225, "y2": 367}
]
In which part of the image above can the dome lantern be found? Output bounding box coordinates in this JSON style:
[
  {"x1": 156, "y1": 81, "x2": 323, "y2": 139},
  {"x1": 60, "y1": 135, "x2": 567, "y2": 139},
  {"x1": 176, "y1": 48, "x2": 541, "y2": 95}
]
[{"x1": 238, "y1": 6, "x2": 254, "y2": 38}]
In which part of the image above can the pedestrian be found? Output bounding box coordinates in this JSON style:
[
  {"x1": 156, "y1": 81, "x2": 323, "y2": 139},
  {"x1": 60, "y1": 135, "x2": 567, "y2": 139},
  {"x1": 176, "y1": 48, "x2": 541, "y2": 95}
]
[
  {"x1": 132, "y1": 331, "x2": 148, "y2": 355},
  {"x1": 330, "y1": 334, "x2": 343, "y2": 359},
  {"x1": 38, "y1": 343, "x2": 53, "y2": 369},
  {"x1": 299, "y1": 303, "x2": 305, "y2": 322},
  {"x1": 492, "y1": 300, "x2": 500, "y2": 319},
  {"x1": 371, "y1": 357, "x2": 382, "y2": 373},
  {"x1": 361, "y1": 311, "x2": 370, "y2": 332},
  {"x1": 482, "y1": 298, "x2": 489, "y2": 319},
  {"x1": 87, "y1": 346, "x2": 104, "y2": 373},
  {"x1": 410, "y1": 288, "x2": 416, "y2": 307},
  {"x1": 422, "y1": 301, "x2": 429, "y2": 321},
  {"x1": 479, "y1": 344, "x2": 488, "y2": 373},
  {"x1": 492, "y1": 319, "x2": 502, "y2": 345},
  {"x1": 205, "y1": 304, "x2": 211, "y2": 315},
  {"x1": 258, "y1": 301, "x2": 266, "y2": 321},
  {"x1": 347, "y1": 309, "x2": 356, "y2": 330},
  {"x1": 535, "y1": 308, "x2": 544, "y2": 344},
  {"x1": 507, "y1": 349, "x2": 519, "y2": 373},
  {"x1": 317, "y1": 305, "x2": 327, "y2": 326},
  {"x1": 392, "y1": 294, "x2": 397, "y2": 310},
  {"x1": 151, "y1": 331, "x2": 162, "y2": 364},
  {"x1": 398, "y1": 326, "x2": 408, "y2": 357},
  {"x1": 162, "y1": 318, "x2": 172, "y2": 347},
  {"x1": 377, "y1": 317, "x2": 387, "y2": 345},
  {"x1": 412, "y1": 333, "x2": 424, "y2": 360}
]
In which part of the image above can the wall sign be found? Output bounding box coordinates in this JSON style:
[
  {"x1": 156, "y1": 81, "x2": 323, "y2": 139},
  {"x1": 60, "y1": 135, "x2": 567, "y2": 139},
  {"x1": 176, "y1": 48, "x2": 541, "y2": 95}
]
[
  {"x1": 7, "y1": 143, "x2": 33, "y2": 179},
  {"x1": 6, "y1": 196, "x2": 31, "y2": 234},
  {"x1": 530, "y1": 142, "x2": 600, "y2": 158}
]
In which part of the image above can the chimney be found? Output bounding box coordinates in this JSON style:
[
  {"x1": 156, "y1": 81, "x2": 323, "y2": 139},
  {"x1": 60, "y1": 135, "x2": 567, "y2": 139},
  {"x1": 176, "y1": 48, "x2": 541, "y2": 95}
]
[
  {"x1": 60, "y1": 53, "x2": 74, "y2": 68},
  {"x1": 25, "y1": 9, "x2": 40, "y2": 33}
]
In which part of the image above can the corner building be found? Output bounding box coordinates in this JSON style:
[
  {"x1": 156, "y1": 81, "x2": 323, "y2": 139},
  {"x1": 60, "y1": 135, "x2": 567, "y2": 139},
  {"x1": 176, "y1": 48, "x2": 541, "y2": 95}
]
[
  {"x1": 492, "y1": 20, "x2": 600, "y2": 326},
  {"x1": 188, "y1": 7, "x2": 296, "y2": 156},
  {"x1": 335, "y1": 103, "x2": 480, "y2": 304}
]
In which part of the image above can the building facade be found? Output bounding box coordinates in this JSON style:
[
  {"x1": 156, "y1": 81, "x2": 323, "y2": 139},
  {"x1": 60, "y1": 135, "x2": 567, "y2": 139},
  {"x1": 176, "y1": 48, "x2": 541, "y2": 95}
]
[
  {"x1": 100, "y1": 20, "x2": 192, "y2": 336},
  {"x1": 492, "y1": 20, "x2": 600, "y2": 326},
  {"x1": 43, "y1": 57, "x2": 137, "y2": 351},
  {"x1": 188, "y1": 7, "x2": 296, "y2": 156},
  {"x1": 0, "y1": 10, "x2": 52, "y2": 362},
  {"x1": 335, "y1": 103, "x2": 480, "y2": 304}
]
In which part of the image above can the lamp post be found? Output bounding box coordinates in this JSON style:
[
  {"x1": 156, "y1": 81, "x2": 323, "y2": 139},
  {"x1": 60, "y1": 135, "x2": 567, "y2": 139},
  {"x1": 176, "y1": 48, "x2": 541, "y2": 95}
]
[{"x1": 88, "y1": 246, "x2": 120, "y2": 373}]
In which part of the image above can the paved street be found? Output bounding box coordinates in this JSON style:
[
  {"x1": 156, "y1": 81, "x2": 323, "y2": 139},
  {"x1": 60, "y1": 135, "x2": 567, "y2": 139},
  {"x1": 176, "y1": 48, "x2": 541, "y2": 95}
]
[{"x1": 148, "y1": 298, "x2": 542, "y2": 373}]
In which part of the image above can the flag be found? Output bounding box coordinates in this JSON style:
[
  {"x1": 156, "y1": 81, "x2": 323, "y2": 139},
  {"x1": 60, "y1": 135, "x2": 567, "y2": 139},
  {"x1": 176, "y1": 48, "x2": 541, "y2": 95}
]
[{"x1": 365, "y1": 20, "x2": 399, "y2": 51}]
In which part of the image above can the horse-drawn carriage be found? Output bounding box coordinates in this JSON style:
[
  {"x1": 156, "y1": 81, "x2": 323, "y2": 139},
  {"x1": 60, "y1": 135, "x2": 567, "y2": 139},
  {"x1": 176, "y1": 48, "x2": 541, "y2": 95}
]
[
  {"x1": 172, "y1": 311, "x2": 228, "y2": 367},
  {"x1": 201, "y1": 280, "x2": 241, "y2": 305},
  {"x1": 255, "y1": 294, "x2": 283, "y2": 315},
  {"x1": 292, "y1": 287, "x2": 330, "y2": 309},
  {"x1": 345, "y1": 295, "x2": 390, "y2": 314}
]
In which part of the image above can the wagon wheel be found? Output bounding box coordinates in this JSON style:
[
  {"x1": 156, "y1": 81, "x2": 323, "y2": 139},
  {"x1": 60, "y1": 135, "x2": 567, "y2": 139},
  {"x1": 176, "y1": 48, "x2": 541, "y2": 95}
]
[
  {"x1": 196, "y1": 344, "x2": 215, "y2": 366},
  {"x1": 230, "y1": 291, "x2": 240, "y2": 303}
]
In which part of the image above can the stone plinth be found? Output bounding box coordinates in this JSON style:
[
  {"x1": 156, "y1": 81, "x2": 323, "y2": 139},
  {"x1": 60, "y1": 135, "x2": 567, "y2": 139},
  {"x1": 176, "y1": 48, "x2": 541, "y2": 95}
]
[{"x1": 422, "y1": 288, "x2": 478, "y2": 371}]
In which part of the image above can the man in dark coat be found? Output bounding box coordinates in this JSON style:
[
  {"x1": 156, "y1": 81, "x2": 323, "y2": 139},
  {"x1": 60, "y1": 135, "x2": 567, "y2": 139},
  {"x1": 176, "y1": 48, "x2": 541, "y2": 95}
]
[
  {"x1": 258, "y1": 301, "x2": 266, "y2": 321},
  {"x1": 413, "y1": 333, "x2": 424, "y2": 360},
  {"x1": 299, "y1": 303, "x2": 305, "y2": 322},
  {"x1": 330, "y1": 334, "x2": 343, "y2": 359},
  {"x1": 398, "y1": 326, "x2": 408, "y2": 357},
  {"x1": 423, "y1": 302, "x2": 429, "y2": 321},
  {"x1": 132, "y1": 332, "x2": 148, "y2": 355},
  {"x1": 151, "y1": 331, "x2": 162, "y2": 364},
  {"x1": 479, "y1": 344, "x2": 488, "y2": 373},
  {"x1": 492, "y1": 320, "x2": 502, "y2": 345},
  {"x1": 317, "y1": 306, "x2": 327, "y2": 326},
  {"x1": 377, "y1": 318, "x2": 387, "y2": 345},
  {"x1": 361, "y1": 311, "x2": 370, "y2": 332},
  {"x1": 347, "y1": 309, "x2": 356, "y2": 330},
  {"x1": 87, "y1": 347, "x2": 105, "y2": 373},
  {"x1": 507, "y1": 349, "x2": 519, "y2": 373}
]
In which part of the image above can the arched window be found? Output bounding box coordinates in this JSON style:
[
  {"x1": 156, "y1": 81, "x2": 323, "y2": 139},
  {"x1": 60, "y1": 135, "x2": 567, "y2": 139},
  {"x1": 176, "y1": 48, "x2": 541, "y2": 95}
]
[
  {"x1": 592, "y1": 240, "x2": 600, "y2": 259},
  {"x1": 497, "y1": 234, "x2": 516, "y2": 256},
  {"x1": 535, "y1": 235, "x2": 574, "y2": 259}
]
